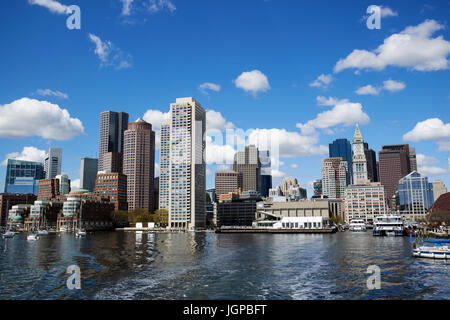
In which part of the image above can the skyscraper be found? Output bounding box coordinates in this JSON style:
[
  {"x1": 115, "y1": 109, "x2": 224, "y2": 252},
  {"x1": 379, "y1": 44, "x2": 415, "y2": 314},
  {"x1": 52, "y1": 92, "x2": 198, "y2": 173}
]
[
  {"x1": 123, "y1": 118, "x2": 155, "y2": 212},
  {"x1": 56, "y1": 174, "x2": 71, "y2": 195},
  {"x1": 159, "y1": 120, "x2": 171, "y2": 211},
  {"x1": 215, "y1": 171, "x2": 243, "y2": 200},
  {"x1": 409, "y1": 148, "x2": 417, "y2": 172},
  {"x1": 398, "y1": 171, "x2": 434, "y2": 221},
  {"x1": 259, "y1": 150, "x2": 272, "y2": 197},
  {"x1": 44, "y1": 148, "x2": 62, "y2": 179},
  {"x1": 352, "y1": 125, "x2": 369, "y2": 184},
  {"x1": 432, "y1": 180, "x2": 447, "y2": 202},
  {"x1": 80, "y1": 158, "x2": 98, "y2": 192},
  {"x1": 4, "y1": 159, "x2": 44, "y2": 195},
  {"x1": 98, "y1": 111, "x2": 129, "y2": 171},
  {"x1": 94, "y1": 172, "x2": 128, "y2": 211},
  {"x1": 321, "y1": 157, "x2": 350, "y2": 199},
  {"x1": 329, "y1": 138, "x2": 352, "y2": 182},
  {"x1": 232, "y1": 145, "x2": 261, "y2": 193},
  {"x1": 378, "y1": 144, "x2": 411, "y2": 206},
  {"x1": 160, "y1": 97, "x2": 206, "y2": 230}
]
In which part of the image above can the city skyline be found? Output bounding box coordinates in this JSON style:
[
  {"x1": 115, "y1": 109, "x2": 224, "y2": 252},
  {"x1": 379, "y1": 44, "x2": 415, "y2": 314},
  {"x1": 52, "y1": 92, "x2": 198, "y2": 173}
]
[{"x1": 0, "y1": 0, "x2": 449, "y2": 196}]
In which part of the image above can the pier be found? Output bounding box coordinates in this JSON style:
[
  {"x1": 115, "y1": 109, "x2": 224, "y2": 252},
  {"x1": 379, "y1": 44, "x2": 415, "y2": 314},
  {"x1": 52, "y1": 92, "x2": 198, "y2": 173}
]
[{"x1": 216, "y1": 227, "x2": 337, "y2": 234}]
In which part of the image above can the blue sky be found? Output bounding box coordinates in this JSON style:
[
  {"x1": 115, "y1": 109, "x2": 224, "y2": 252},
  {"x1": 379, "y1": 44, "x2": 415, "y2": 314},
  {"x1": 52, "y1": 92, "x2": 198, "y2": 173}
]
[{"x1": 0, "y1": 0, "x2": 449, "y2": 195}]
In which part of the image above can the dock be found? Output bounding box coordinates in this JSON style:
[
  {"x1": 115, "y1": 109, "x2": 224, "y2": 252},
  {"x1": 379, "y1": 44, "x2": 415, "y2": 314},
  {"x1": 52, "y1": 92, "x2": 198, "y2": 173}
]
[{"x1": 216, "y1": 227, "x2": 337, "y2": 234}]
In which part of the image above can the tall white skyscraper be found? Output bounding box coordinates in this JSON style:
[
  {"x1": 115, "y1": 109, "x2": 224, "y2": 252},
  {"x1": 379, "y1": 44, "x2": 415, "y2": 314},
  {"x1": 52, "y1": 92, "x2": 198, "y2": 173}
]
[
  {"x1": 160, "y1": 97, "x2": 206, "y2": 230},
  {"x1": 44, "y1": 148, "x2": 62, "y2": 179},
  {"x1": 321, "y1": 157, "x2": 350, "y2": 199},
  {"x1": 352, "y1": 124, "x2": 368, "y2": 184}
]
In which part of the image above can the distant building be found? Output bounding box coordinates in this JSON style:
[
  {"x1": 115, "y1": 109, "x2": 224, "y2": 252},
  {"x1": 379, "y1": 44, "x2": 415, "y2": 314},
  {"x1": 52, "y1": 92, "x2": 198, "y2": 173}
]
[
  {"x1": 398, "y1": 171, "x2": 434, "y2": 221},
  {"x1": 257, "y1": 199, "x2": 335, "y2": 220},
  {"x1": 94, "y1": 172, "x2": 128, "y2": 211},
  {"x1": 344, "y1": 181, "x2": 387, "y2": 223},
  {"x1": 313, "y1": 179, "x2": 322, "y2": 197},
  {"x1": 158, "y1": 120, "x2": 170, "y2": 211},
  {"x1": 0, "y1": 193, "x2": 37, "y2": 226},
  {"x1": 44, "y1": 148, "x2": 62, "y2": 179},
  {"x1": 259, "y1": 150, "x2": 272, "y2": 197},
  {"x1": 378, "y1": 144, "x2": 412, "y2": 207},
  {"x1": 153, "y1": 177, "x2": 159, "y2": 211},
  {"x1": 321, "y1": 157, "x2": 350, "y2": 199},
  {"x1": 409, "y1": 148, "x2": 417, "y2": 172},
  {"x1": 281, "y1": 177, "x2": 298, "y2": 196},
  {"x1": 287, "y1": 185, "x2": 307, "y2": 201},
  {"x1": 123, "y1": 118, "x2": 155, "y2": 212},
  {"x1": 215, "y1": 170, "x2": 243, "y2": 201},
  {"x1": 98, "y1": 111, "x2": 129, "y2": 172},
  {"x1": 329, "y1": 138, "x2": 353, "y2": 183},
  {"x1": 4, "y1": 159, "x2": 44, "y2": 195},
  {"x1": 232, "y1": 145, "x2": 261, "y2": 193},
  {"x1": 38, "y1": 178, "x2": 60, "y2": 201},
  {"x1": 432, "y1": 180, "x2": 447, "y2": 203},
  {"x1": 428, "y1": 192, "x2": 450, "y2": 225},
  {"x1": 56, "y1": 174, "x2": 71, "y2": 196},
  {"x1": 214, "y1": 193, "x2": 261, "y2": 227},
  {"x1": 80, "y1": 158, "x2": 98, "y2": 192},
  {"x1": 352, "y1": 125, "x2": 377, "y2": 183}
]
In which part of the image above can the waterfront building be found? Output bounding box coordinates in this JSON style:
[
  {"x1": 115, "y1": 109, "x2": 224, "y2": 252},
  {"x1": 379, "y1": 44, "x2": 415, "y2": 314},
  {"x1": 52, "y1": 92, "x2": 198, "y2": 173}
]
[
  {"x1": 123, "y1": 118, "x2": 155, "y2": 212},
  {"x1": 352, "y1": 125, "x2": 377, "y2": 183},
  {"x1": 94, "y1": 172, "x2": 128, "y2": 211},
  {"x1": 0, "y1": 193, "x2": 37, "y2": 226},
  {"x1": 56, "y1": 174, "x2": 71, "y2": 196},
  {"x1": 206, "y1": 188, "x2": 215, "y2": 226},
  {"x1": 231, "y1": 145, "x2": 261, "y2": 193},
  {"x1": 80, "y1": 158, "x2": 98, "y2": 192},
  {"x1": 4, "y1": 159, "x2": 44, "y2": 195},
  {"x1": 321, "y1": 157, "x2": 350, "y2": 199},
  {"x1": 37, "y1": 178, "x2": 60, "y2": 201},
  {"x1": 398, "y1": 171, "x2": 434, "y2": 221},
  {"x1": 44, "y1": 148, "x2": 62, "y2": 179},
  {"x1": 102, "y1": 152, "x2": 123, "y2": 173},
  {"x1": 24, "y1": 200, "x2": 63, "y2": 231},
  {"x1": 215, "y1": 170, "x2": 243, "y2": 201},
  {"x1": 432, "y1": 180, "x2": 447, "y2": 203},
  {"x1": 98, "y1": 111, "x2": 129, "y2": 172},
  {"x1": 378, "y1": 144, "x2": 411, "y2": 207},
  {"x1": 259, "y1": 150, "x2": 272, "y2": 197},
  {"x1": 158, "y1": 120, "x2": 170, "y2": 211},
  {"x1": 214, "y1": 192, "x2": 261, "y2": 227},
  {"x1": 329, "y1": 138, "x2": 353, "y2": 183},
  {"x1": 281, "y1": 177, "x2": 299, "y2": 196},
  {"x1": 344, "y1": 181, "x2": 387, "y2": 223},
  {"x1": 7, "y1": 204, "x2": 31, "y2": 226},
  {"x1": 161, "y1": 97, "x2": 206, "y2": 230},
  {"x1": 256, "y1": 199, "x2": 336, "y2": 220}
]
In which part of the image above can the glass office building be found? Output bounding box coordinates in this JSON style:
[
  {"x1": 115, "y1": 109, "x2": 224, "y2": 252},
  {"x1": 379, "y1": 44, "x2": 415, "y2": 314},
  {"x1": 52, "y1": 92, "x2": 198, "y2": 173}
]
[
  {"x1": 329, "y1": 139, "x2": 353, "y2": 183},
  {"x1": 398, "y1": 171, "x2": 434, "y2": 221},
  {"x1": 4, "y1": 159, "x2": 44, "y2": 195}
]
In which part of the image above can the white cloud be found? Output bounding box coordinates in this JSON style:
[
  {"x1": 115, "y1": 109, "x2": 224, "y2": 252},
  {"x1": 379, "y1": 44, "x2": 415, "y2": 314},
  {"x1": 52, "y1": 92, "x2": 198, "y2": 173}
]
[
  {"x1": 271, "y1": 169, "x2": 286, "y2": 178},
  {"x1": 334, "y1": 20, "x2": 450, "y2": 72},
  {"x1": 297, "y1": 99, "x2": 370, "y2": 134},
  {"x1": 1, "y1": 147, "x2": 47, "y2": 166},
  {"x1": 403, "y1": 118, "x2": 450, "y2": 142},
  {"x1": 71, "y1": 179, "x2": 80, "y2": 189},
  {"x1": 143, "y1": 109, "x2": 170, "y2": 132},
  {"x1": 417, "y1": 154, "x2": 439, "y2": 166},
  {"x1": 35, "y1": 89, "x2": 69, "y2": 99},
  {"x1": 88, "y1": 33, "x2": 133, "y2": 70},
  {"x1": 28, "y1": 0, "x2": 70, "y2": 14},
  {"x1": 383, "y1": 79, "x2": 406, "y2": 92},
  {"x1": 120, "y1": 0, "x2": 134, "y2": 15},
  {"x1": 379, "y1": 6, "x2": 398, "y2": 17},
  {"x1": 199, "y1": 82, "x2": 221, "y2": 95},
  {"x1": 316, "y1": 96, "x2": 348, "y2": 106},
  {"x1": 0, "y1": 98, "x2": 84, "y2": 140},
  {"x1": 205, "y1": 136, "x2": 236, "y2": 165},
  {"x1": 290, "y1": 164, "x2": 299, "y2": 169},
  {"x1": 155, "y1": 163, "x2": 160, "y2": 177},
  {"x1": 234, "y1": 70, "x2": 271, "y2": 95},
  {"x1": 146, "y1": 0, "x2": 176, "y2": 13},
  {"x1": 206, "y1": 110, "x2": 234, "y2": 132},
  {"x1": 310, "y1": 74, "x2": 334, "y2": 89},
  {"x1": 355, "y1": 85, "x2": 380, "y2": 95},
  {"x1": 418, "y1": 166, "x2": 448, "y2": 176}
]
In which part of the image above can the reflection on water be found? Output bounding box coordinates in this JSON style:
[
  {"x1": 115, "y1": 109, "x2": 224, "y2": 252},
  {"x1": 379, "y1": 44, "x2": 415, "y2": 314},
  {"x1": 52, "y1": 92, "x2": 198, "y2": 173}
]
[{"x1": 0, "y1": 231, "x2": 448, "y2": 300}]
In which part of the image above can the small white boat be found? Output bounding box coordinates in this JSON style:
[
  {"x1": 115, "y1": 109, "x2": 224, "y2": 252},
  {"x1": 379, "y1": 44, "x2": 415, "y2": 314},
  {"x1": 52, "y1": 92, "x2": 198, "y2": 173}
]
[
  {"x1": 27, "y1": 234, "x2": 39, "y2": 241},
  {"x1": 59, "y1": 227, "x2": 68, "y2": 232},
  {"x1": 75, "y1": 230, "x2": 87, "y2": 238},
  {"x1": 349, "y1": 219, "x2": 367, "y2": 232},
  {"x1": 413, "y1": 240, "x2": 450, "y2": 259},
  {"x1": 37, "y1": 229, "x2": 49, "y2": 236},
  {"x1": 2, "y1": 231, "x2": 15, "y2": 239}
]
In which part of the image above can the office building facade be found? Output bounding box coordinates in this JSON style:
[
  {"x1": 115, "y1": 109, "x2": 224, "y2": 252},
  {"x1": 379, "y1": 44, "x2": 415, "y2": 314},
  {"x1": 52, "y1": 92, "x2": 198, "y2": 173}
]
[
  {"x1": 98, "y1": 111, "x2": 129, "y2": 171},
  {"x1": 432, "y1": 180, "x2": 447, "y2": 203},
  {"x1": 94, "y1": 172, "x2": 128, "y2": 211},
  {"x1": 159, "y1": 120, "x2": 171, "y2": 211},
  {"x1": 4, "y1": 159, "x2": 44, "y2": 195},
  {"x1": 232, "y1": 145, "x2": 261, "y2": 193},
  {"x1": 37, "y1": 178, "x2": 60, "y2": 201},
  {"x1": 80, "y1": 158, "x2": 98, "y2": 192},
  {"x1": 123, "y1": 118, "x2": 155, "y2": 212},
  {"x1": 56, "y1": 174, "x2": 71, "y2": 196},
  {"x1": 329, "y1": 138, "x2": 353, "y2": 182},
  {"x1": 321, "y1": 157, "x2": 350, "y2": 199},
  {"x1": 215, "y1": 170, "x2": 243, "y2": 201},
  {"x1": 398, "y1": 171, "x2": 434, "y2": 221},
  {"x1": 344, "y1": 182, "x2": 387, "y2": 223},
  {"x1": 44, "y1": 148, "x2": 62, "y2": 179}
]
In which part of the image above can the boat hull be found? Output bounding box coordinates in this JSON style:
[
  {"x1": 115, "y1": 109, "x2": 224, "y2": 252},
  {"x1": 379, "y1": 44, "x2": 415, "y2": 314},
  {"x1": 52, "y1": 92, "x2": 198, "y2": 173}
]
[{"x1": 413, "y1": 249, "x2": 449, "y2": 259}]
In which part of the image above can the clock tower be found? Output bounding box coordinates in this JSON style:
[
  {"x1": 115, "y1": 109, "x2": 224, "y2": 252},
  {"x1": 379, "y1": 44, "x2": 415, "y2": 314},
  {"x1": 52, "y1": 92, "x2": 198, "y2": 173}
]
[{"x1": 352, "y1": 124, "x2": 368, "y2": 184}]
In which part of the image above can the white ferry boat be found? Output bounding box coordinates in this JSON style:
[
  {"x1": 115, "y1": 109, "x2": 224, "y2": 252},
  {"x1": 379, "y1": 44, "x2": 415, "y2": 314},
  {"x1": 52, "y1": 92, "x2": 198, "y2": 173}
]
[
  {"x1": 349, "y1": 219, "x2": 366, "y2": 232},
  {"x1": 373, "y1": 214, "x2": 405, "y2": 236},
  {"x1": 413, "y1": 240, "x2": 450, "y2": 259}
]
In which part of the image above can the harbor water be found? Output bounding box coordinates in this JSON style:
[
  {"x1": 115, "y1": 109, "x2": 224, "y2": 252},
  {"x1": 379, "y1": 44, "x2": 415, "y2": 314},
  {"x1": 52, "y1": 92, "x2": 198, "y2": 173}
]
[{"x1": 0, "y1": 231, "x2": 448, "y2": 300}]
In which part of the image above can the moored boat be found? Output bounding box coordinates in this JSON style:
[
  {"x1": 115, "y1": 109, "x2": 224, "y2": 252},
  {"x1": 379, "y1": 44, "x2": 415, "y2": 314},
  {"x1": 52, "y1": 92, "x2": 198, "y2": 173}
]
[
  {"x1": 373, "y1": 214, "x2": 405, "y2": 236},
  {"x1": 413, "y1": 240, "x2": 450, "y2": 259},
  {"x1": 349, "y1": 219, "x2": 366, "y2": 232}
]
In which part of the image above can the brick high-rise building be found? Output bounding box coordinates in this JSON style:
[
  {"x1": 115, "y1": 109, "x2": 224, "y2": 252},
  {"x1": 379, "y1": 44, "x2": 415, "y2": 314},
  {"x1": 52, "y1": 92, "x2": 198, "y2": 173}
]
[
  {"x1": 94, "y1": 172, "x2": 128, "y2": 211},
  {"x1": 215, "y1": 171, "x2": 243, "y2": 201},
  {"x1": 102, "y1": 152, "x2": 123, "y2": 173},
  {"x1": 231, "y1": 145, "x2": 261, "y2": 193},
  {"x1": 123, "y1": 118, "x2": 155, "y2": 212},
  {"x1": 37, "y1": 178, "x2": 60, "y2": 201},
  {"x1": 378, "y1": 144, "x2": 411, "y2": 207},
  {"x1": 98, "y1": 111, "x2": 129, "y2": 172}
]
